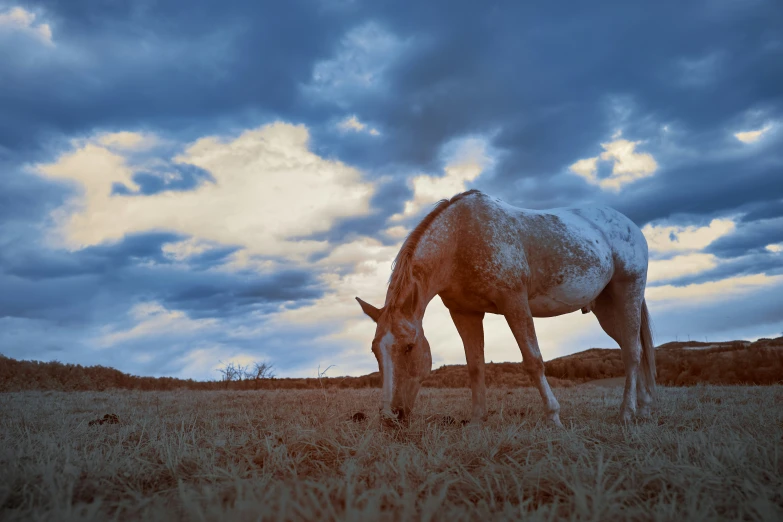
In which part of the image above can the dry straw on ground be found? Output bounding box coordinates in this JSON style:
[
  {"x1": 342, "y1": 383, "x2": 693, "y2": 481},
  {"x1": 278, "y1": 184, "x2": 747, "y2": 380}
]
[{"x1": 1, "y1": 386, "x2": 782, "y2": 521}]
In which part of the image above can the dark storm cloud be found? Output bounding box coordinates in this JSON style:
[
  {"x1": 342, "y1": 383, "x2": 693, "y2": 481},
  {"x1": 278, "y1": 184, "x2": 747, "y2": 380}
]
[
  {"x1": 291, "y1": 0, "x2": 783, "y2": 262},
  {"x1": 650, "y1": 281, "x2": 783, "y2": 341},
  {"x1": 653, "y1": 252, "x2": 783, "y2": 288},
  {"x1": 604, "y1": 148, "x2": 783, "y2": 226},
  {"x1": 2, "y1": 232, "x2": 181, "y2": 280},
  {"x1": 4, "y1": 0, "x2": 780, "y2": 228},
  {"x1": 0, "y1": 0, "x2": 360, "y2": 155},
  {"x1": 313, "y1": 0, "x2": 781, "y2": 177},
  {"x1": 740, "y1": 199, "x2": 783, "y2": 223},
  {"x1": 165, "y1": 269, "x2": 321, "y2": 318},
  {"x1": 707, "y1": 217, "x2": 783, "y2": 257},
  {"x1": 186, "y1": 246, "x2": 242, "y2": 271},
  {"x1": 0, "y1": 163, "x2": 70, "y2": 223},
  {"x1": 0, "y1": 231, "x2": 324, "y2": 323}
]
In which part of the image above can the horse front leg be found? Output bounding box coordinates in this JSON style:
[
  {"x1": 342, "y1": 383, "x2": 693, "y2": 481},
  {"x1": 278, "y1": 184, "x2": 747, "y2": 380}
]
[
  {"x1": 448, "y1": 309, "x2": 487, "y2": 424},
  {"x1": 499, "y1": 296, "x2": 563, "y2": 428}
]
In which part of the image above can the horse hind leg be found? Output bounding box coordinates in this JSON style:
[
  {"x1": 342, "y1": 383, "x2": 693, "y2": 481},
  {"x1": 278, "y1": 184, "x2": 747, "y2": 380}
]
[{"x1": 591, "y1": 281, "x2": 651, "y2": 422}]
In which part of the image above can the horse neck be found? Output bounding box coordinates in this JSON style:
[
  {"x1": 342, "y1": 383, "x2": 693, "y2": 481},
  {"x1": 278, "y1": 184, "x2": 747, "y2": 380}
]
[
  {"x1": 382, "y1": 256, "x2": 451, "y2": 324},
  {"x1": 405, "y1": 234, "x2": 455, "y2": 320},
  {"x1": 386, "y1": 204, "x2": 457, "y2": 320}
]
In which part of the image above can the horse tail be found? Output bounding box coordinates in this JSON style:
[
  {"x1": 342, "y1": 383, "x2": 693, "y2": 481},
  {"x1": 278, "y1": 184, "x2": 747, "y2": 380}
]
[{"x1": 640, "y1": 299, "x2": 657, "y2": 399}]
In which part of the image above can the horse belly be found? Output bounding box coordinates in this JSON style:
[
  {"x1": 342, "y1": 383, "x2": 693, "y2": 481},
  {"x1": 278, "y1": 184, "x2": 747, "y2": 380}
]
[{"x1": 528, "y1": 265, "x2": 612, "y2": 317}]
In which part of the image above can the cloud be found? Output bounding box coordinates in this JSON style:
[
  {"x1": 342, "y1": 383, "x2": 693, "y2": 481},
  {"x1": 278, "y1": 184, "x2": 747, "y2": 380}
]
[
  {"x1": 96, "y1": 301, "x2": 218, "y2": 347},
  {"x1": 337, "y1": 115, "x2": 380, "y2": 136},
  {"x1": 707, "y1": 216, "x2": 783, "y2": 258},
  {"x1": 391, "y1": 135, "x2": 494, "y2": 221},
  {"x1": 642, "y1": 218, "x2": 736, "y2": 255},
  {"x1": 647, "y1": 273, "x2": 783, "y2": 308},
  {"x1": 0, "y1": 6, "x2": 52, "y2": 45},
  {"x1": 675, "y1": 52, "x2": 723, "y2": 87},
  {"x1": 569, "y1": 133, "x2": 658, "y2": 192},
  {"x1": 97, "y1": 131, "x2": 159, "y2": 151},
  {"x1": 112, "y1": 163, "x2": 215, "y2": 197},
  {"x1": 647, "y1": 275, "x2": 783, "y2": 345},
  {"x1": 0, "y1": 231, "x2": 322, "y2": 318},
  {"x1": 162, "y1": 238, "x2": 221, "y2": 261},
  {"x1": 734, "y1": 123, "x2": 773, "y2": 144},
  {"x1": 767, "y1": 243, "x2": 782, "y2": 253},
  {"x1": 34, "y1": 122, "x2": 376, "y2": 258},
  {"x1": 647, "y1": 253, "x2": 719, "y2": 283},
  {"x1": 302, "y1": 21, "x2": 409, "y2": 106}
]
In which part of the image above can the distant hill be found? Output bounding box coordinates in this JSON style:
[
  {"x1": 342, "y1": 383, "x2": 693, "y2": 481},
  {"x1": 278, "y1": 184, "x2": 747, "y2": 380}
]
[{"x1": 1, "y1": 337, "x2": 782, "y2": 392}]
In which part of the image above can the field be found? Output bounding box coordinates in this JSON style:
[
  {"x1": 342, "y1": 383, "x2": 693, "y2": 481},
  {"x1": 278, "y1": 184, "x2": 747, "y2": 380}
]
[{"x1": 2, "y1": 385, "x2": 782, "y2": 521}]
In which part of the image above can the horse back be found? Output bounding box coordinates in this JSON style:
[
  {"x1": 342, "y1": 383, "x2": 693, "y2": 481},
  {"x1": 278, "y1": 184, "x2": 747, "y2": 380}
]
[{"x1": 442, "y1": 193, "x2": 648, "y2": 316}]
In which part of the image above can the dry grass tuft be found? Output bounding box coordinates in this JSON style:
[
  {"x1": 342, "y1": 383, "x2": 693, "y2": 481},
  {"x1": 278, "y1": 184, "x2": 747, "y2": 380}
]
[{"x1": 1, "y1": 386, "x2": 782, "y2": 521}]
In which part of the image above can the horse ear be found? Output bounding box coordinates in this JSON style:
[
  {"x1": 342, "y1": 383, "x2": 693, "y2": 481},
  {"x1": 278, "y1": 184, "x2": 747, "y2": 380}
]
[{"x1": 356, "y1": 297, "x2": 383, "y2": 323}]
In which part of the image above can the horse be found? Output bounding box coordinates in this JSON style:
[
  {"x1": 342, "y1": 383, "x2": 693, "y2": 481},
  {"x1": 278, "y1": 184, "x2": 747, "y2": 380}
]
[{"x1": 356, "y1": 189, "x2": 655, "y2": 427}]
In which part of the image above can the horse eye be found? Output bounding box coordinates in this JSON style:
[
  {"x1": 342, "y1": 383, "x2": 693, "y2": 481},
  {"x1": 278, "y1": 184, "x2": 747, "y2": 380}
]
[{"x1": 405, "y1": 343, "x2": 415, "y2": 353}]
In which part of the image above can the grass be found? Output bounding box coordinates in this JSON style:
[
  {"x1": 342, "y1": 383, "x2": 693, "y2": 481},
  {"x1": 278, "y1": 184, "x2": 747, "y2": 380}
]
[{"x1": 1, "y1": 385, "x2": 782, "y2": 521}]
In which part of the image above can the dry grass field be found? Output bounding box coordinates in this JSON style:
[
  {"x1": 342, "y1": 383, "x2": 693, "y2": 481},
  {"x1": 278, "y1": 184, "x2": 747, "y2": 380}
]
[{"x1": 2, "y1": 385, "x2": 782, "y2": 521}]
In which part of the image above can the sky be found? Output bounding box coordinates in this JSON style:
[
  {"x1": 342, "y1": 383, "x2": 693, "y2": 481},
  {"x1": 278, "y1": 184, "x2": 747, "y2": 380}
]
[{"x1": 1, "y1": 0, "x2": 782, "y2": 380}]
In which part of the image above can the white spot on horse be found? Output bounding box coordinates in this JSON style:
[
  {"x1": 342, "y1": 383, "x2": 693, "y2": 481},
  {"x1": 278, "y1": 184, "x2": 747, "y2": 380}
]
[{"x1": 379, "y1": 331, "x2": 395, "y2": 405}]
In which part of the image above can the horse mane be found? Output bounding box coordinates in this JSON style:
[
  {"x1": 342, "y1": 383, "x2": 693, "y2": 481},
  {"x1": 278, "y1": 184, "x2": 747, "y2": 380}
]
[{"x1": 386, "y1": 189, "x2": 481, "y2": 308}]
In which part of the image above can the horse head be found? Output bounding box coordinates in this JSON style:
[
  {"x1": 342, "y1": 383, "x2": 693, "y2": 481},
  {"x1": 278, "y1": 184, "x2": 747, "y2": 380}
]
[{"x1": 356, "y1": 294, "x2": 432, "y2": 425}]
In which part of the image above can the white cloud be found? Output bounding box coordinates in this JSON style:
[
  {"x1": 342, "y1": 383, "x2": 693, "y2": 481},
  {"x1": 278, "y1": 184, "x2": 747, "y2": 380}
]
[
  {"x1": 96, "y1": 131, "x2": 159, "y2": 151},
  {"x1": 383, "y1": 225, "x2": 409, "y2": 239},
  {"x1": 734, "y1": 124, "x2": 773, "y2": 144},
  {"x1": 96, "y1": 301, "x2": 218, "y2": 347},
  {"x1": 303, "y1": 22, "x2": 408, "y2": 105},
  {"x1": 391, "y1": 136, "x2": 493, "y2": 221},
  {"x1": 569, "y1": 133, "x2": 658, "y2": 191},
  {"x1": 337, "y1": 115, "x2": 380, "y2": 136},
  {"x1": 162, "y1": 238, "x2": 218, "y2": 261},
  {"x1": 0, "y1": 6, "x2": 53, "y2": 45},
  {"x1": 642, "y1": 218, "x2": 736, "y2": 255},
  {"x1": 569, "y1": 157, "x2": 599, "y2": 179},
  {"x1": 646, "y1": 273, "x2": 783, "y2": 307},
  {"x1": 316, "y1": 236, "x2": 397, "y2": 271},
  {"x1": 647, "y1": 253, "x2": 719, "y2": 283},
  {"x1": 766, "y1": 243, "x2": 783, "y2": 253},
  {"x1": 34, "y1": 122, "x2": 376, "y2": 259}
]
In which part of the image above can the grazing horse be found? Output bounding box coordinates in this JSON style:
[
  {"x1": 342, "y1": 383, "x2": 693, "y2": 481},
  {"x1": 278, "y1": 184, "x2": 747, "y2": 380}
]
[{"x1": 356, "y1": 189, "x2": 655, "y2": 427}]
